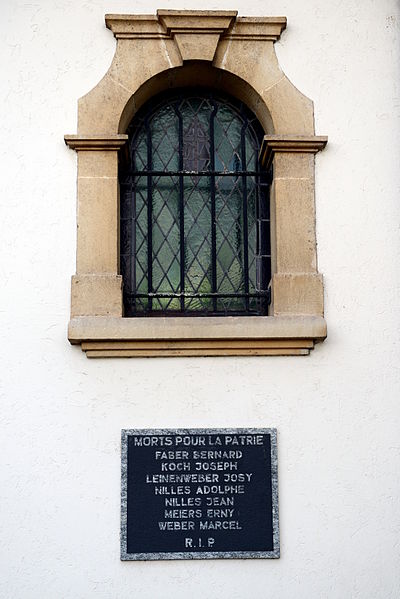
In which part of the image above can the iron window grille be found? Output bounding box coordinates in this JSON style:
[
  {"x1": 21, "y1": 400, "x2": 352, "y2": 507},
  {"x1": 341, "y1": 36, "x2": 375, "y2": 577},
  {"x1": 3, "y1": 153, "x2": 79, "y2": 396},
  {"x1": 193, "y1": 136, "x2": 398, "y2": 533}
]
[{"x1": 119, "y1": 88, "x2": 271, "y2": 316}]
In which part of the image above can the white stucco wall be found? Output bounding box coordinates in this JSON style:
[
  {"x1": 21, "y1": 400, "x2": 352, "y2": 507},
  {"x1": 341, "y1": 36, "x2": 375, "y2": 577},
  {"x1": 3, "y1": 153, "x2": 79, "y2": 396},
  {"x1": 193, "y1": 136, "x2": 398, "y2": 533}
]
[{"x1": 1, "y1": 1, "x2": 400, "y2": 597}]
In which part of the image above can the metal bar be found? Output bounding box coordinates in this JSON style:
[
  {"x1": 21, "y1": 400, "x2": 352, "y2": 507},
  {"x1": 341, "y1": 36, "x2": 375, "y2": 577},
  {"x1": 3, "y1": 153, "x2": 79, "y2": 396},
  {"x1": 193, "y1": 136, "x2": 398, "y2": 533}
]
[
  {"x1": 129, "y1": 170, "x2": 259, "y2": 176},
  {"x1": 240, "y1": 111, "x2": 250, "y2": 312},
  {"x1": 126, "y1": 291, "x2": 269, "y2": 298},
  {"x1": 174, "y1": 103, "x2": 185, "y2": 312},
  {"x1": 145, "y1": 115, "x2": 153, "y2": 311},
  {"x1": 210, "y1": 99, "x2": 218, "y2": 312},
  {"x1": 127, "y1": 310, "x2": 262, "y2": 317}
]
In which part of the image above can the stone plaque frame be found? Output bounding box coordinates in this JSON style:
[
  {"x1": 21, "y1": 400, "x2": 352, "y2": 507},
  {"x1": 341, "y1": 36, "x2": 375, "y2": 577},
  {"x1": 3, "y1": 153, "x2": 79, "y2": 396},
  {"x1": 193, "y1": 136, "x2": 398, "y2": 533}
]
[{"x1": 121, "y1": 428, "x2": 279, "y2": 560}]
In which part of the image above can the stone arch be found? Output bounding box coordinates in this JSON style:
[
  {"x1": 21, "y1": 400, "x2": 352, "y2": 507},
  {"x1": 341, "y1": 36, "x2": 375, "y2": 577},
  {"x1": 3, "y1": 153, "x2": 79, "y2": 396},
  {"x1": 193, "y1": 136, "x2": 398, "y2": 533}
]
[{"x1": 118, "y1": 62, "x2": 275, "y2": 136}]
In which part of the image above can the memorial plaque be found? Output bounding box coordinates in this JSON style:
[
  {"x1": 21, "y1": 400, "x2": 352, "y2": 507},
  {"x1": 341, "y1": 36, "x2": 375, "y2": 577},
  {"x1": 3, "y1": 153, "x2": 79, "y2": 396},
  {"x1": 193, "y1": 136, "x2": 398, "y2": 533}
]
[{"x1": 121, "y1": 428, "x2": 279, "y2": 560}]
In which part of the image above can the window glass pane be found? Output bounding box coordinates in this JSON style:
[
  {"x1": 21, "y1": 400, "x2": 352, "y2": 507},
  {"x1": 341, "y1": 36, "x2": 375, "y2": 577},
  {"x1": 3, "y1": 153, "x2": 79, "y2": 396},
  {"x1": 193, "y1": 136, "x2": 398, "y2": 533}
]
[
  {"x1": 247, "y1": 175, "x2": 258, "y2": 293},
  {"x1": 151, "y1": 175, "x2": 180, "y2": 311},
  {"x1": 151, "y1": 105, "x2": 179, "y2": 172},
  {"x1": 184, "y1": 175, "x2": 212, "y2": 312},
  {"x1": 215, "y1": 174, "x2": 244, "y2": 312},
  {"x1": 214, "y1": 104, "x2": 242, "y2": 172}
]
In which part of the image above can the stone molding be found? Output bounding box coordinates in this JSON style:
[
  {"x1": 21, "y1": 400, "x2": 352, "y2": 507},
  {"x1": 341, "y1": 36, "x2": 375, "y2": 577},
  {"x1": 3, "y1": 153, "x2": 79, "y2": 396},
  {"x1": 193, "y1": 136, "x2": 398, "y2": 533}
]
[
  {"x1": 105, "y1": 15, "x2": 171, "y2": 39},
  {"x1": 260, "y1": 135, "x2": 328, "y2": 169},
  {"x1": 222, "y1": 17, "x2": 287, "y2": 41},
  {"x1": 156, "y1": 10, "x2": 237, "y2": 33},
  {"x1": 69, "y1": 315, "x2": 326, "y2": 357},
  {"x1": 105, "y1": 12, "x2": 286, "y2": 41},
  {"x1": 157, "y1": 11, "x2": 237, "y2": 61},
  {"x1": 64, "y1": 134, "x2": 128, "y2": 151},
  {"x1": 65, "y1": 10, "x2": 328, "y2": 357},
  {"x1": 104, "y1": 12, "x2": 286, "y2": 62}
]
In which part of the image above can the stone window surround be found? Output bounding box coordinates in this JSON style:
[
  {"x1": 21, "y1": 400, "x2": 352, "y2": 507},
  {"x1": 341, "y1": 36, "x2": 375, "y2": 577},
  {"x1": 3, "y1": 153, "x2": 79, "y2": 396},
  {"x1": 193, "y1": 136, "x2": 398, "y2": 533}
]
[{"x1": 65, "y1": 10, "x2": 328, "y2": 358}]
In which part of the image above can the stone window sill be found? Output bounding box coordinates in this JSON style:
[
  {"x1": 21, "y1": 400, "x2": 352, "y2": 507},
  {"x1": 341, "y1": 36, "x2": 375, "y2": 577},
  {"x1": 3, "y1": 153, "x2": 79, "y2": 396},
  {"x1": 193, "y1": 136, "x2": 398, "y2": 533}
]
[{"x1": 68, "y1": 315, "x2": 327, "y2": 357}]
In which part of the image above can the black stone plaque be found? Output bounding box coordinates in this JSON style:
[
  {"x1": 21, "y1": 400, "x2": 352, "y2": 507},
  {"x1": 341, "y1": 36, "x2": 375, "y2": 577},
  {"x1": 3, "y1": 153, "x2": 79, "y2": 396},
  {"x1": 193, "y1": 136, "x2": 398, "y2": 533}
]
[{"x1": 121, "y1": 428, "x2": 279, "y2": 560}]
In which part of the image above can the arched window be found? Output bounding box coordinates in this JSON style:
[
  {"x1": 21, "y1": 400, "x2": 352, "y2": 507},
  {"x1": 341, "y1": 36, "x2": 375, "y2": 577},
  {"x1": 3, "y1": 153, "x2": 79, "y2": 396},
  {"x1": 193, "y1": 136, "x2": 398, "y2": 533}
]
[
  {"x1": 66, "y1": 11, "x2": 328, "y2": 356},
  {"x1": 119, "y1": 89, "x2": 271, "y2": 317}
]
